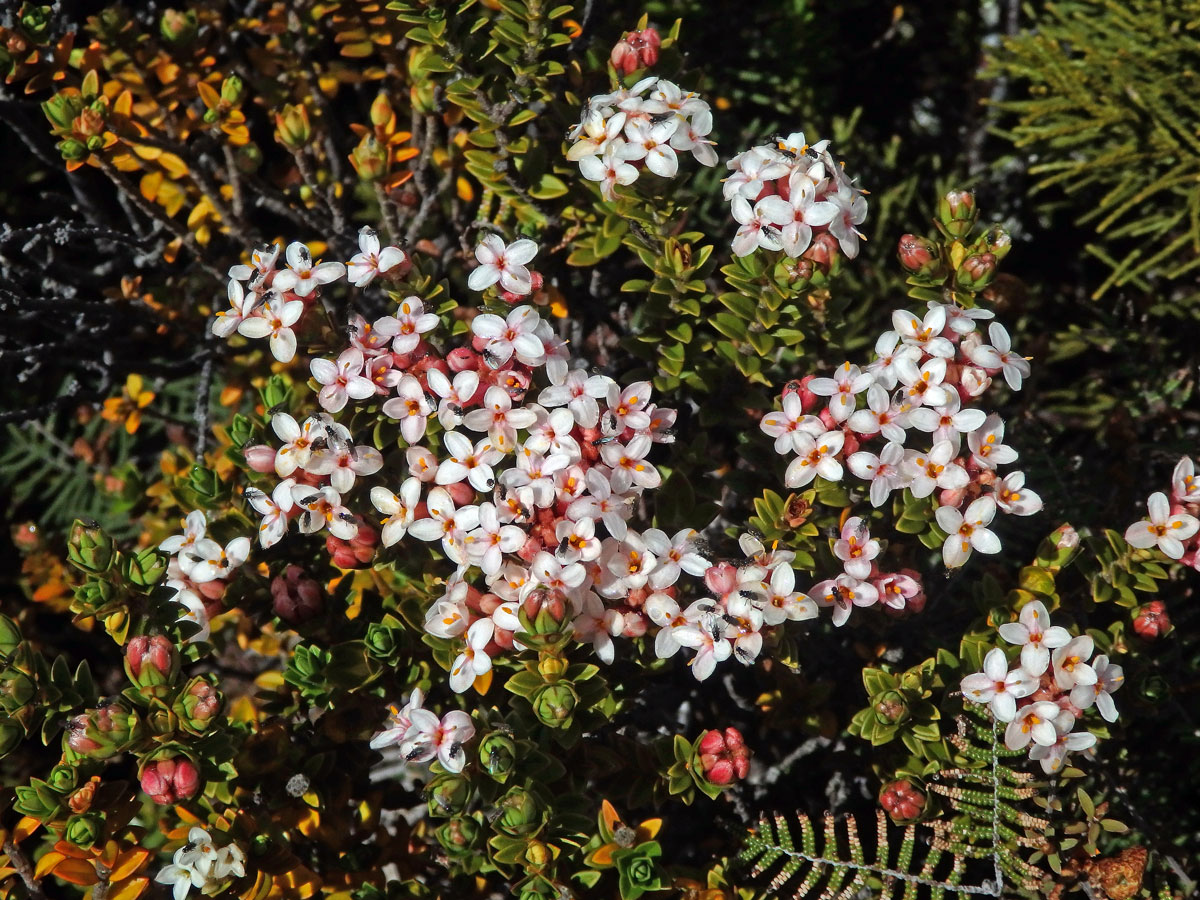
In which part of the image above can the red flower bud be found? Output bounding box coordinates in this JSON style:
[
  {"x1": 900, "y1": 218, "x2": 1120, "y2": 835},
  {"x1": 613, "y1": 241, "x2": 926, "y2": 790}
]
[
  {"x1": 610, "y1": 39, "x2": 639, "y2": 76},
  {"x1": 697, "y1": 727, "x2": 751, "y2": 785},
  {"x1": 896, "y1": 234, "x2": 940, "y2": 275},
  {"x1": 698, "y1": 728, "x2": 726, "y2": 756},
  {"x1": 446, "y1": 347, "x2": 479, "y2": 372},
  {"x1": 1133, "y1": 600, "x2": 1170, "y2": 640},
  {"x1": 879, "y1": 779, "x2": 925, "y2": 822},
  {"x1": 327, "y1": 520, "x2": 378, "y2": 569},
  {"x1": 125, "y1": 635, "x2": 178, "y2": 687}
]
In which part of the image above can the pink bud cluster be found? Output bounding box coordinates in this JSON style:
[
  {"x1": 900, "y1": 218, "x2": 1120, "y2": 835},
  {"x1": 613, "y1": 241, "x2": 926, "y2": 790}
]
[
  {"x1": 697, "y1": 727, "x2": 750, "y2": 785},
  {"x1": 567, "y1": 77, "x2": 716, "y2": 200},
  {"x1": 961, "y1": 600, "x2": 1122, "y2": 774},
  {"x1": 211, "y1": 229, "x2": 409, "y2": 362},
  {"x1": 724, "y1": 131, "x2": 867, "y2": 261},
  {"x1": 762, "y1": 302, "x2": 1044, "y2": 574},
  {"x1": 1123, "y1": 457, "x2": 1200, "y2": 562},
  {"x1": 609, "y1": 27, "x2": 660, "y2": 76},
  {"x1": 140, "y1": 757, "x2": 201, "y2": 804}
]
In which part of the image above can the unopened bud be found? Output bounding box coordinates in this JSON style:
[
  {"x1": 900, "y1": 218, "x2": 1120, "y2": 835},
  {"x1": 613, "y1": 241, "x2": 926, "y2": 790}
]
[
  {"x1": 610, "y1": 39, "x2": 639, "y2": 77},
  {"x1": 897, "y1": 234, "x2": 943, "y2": 277},
  {"x1": 275, "y1": 104, "x2": 312, "y2": 150},
  {"x1": 327, "y1": 520, "x2": 378, "y2": 569},
  {"x1": 369, "y1": 93, "x2": 394, "y2": 129},
  {"x1": 1133, "y1": 600, "x2": 1170, "y2": 640},
  {"x1": 271, "y1": 565, "x2": 323, "y2": 624},
  {"x1": 879, "y1": 779, "x2": 926, "y2": 823},
  {"x1": 160, "y1": 9, "x2": 198, "y2": 45},
  {"x1": 955, "y1": 252, "x2": 997, "y2": 291},
  {"x1": 140, "y1": 756, "x2": 201, "y2": 804},
  {"x1": 937, "y1": 190, "x2": 977, "y2": 239},
  {"x1": 350, "y1": 134, "x2": 388, "y2": 182},
  {"x1": 125, "y1": 635, "x2": 179, "y2": 689}
]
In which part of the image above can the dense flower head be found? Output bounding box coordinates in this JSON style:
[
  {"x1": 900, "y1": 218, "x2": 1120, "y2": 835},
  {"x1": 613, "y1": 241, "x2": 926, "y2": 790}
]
[
  {"x1": 762, "y1": 300, "x2": 1042, "y2": 572},
  {"x1": 725, "y1": 132, "x2": 867, "y2": 260},
  {"x1": 962, "y1": 604, "x2": 1119, "y2": 774},
  {"x1": 567, "y1": 78, "x2": 717, "y2": 199}
]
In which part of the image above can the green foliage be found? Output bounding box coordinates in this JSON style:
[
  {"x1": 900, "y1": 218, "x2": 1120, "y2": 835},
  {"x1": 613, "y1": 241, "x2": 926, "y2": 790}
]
[{"x1": 990, "y1": 0, "x2": 1200, "y2": 303}]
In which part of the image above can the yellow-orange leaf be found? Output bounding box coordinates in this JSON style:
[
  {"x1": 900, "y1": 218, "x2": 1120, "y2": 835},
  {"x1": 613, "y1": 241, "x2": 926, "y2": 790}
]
[
  {"x1": 34, "y1": 852, "x2": 67, "y2": 879},
  {"x1": 456, "y1": 176, "x2": 474, "y2": 203},
  {"x1": 108, "y1": 850, "x2": 150, "y2": 882},
  {"x1": 107, "y1": 876, "x2": 150, "y2": 900},
  {"x1": 50, "y1": 859, "x2": 99, "y2": 886},
  {"x1": 13, "y1": 817, "x2": 40, "y2": 842},
  {"x1": 158, "y1": 152, "x2": 189, "y2": 180},
  {"x1": 197, "y1": 82, "x2": 220, "y2": 110}
]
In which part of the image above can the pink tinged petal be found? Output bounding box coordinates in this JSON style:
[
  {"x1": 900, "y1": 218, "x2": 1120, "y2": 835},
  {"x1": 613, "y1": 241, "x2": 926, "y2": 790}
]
[
  {"x1": 1095, "y1": 692, "x2": 1118, "y2": 722},
  {"x1": 270, "y1": 328, "x2": 297, "y2": 362},
  {"x1": 971, "y1": 528, "x2": 1002, "y2": 555},
  {"x1": 505, "y1": 239, "x2": 538, "y2": 266},
  {"x1": 310, "y1": 357, "x2": 338, "y2": 383},
  {"x1": 378, "y1": 247, "x2": 406, "y2": 271},
  {"x1": 471, "y1": 314, "x2": 506, "y2": 339},
  {"x1": 499, "y1": 265, "x2": 532, "y2": 295},
  {"x1": 1041, "y1": 626, "x2": 1071, "y2": 648},
  {"x1": 982, "y1": 647, "x2": 1009, "y2": 681},
  {"x1": 997, "y1": 623, "x2": 1030, "y2": 645}
]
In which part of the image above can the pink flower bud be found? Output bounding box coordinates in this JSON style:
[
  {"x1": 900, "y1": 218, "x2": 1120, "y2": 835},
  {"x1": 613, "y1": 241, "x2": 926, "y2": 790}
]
[
  {"x1": 125, "y1": 635, "x2": 177, "y2": 685},
  {"x1": 271, "y1": 565, "x2": 323, "y2": 624},
  {"x1": 802, "y1": 232, "x2": 839, "y2": 273},
  {"x1": 66, "y1": 714, "x2": 101, "y2": 754},
  {"x1": 958, "y1": 365, "x2": 991, "y2": 398},
  {"x1": 879, "y1": 779, "x2": 925, "y2": 822},
  {"x1": 723, "y1": 726, "x2": 745, "y2": 750},
  {"x1": 445, "y1": 481, "x2": 476, "y2": 507},
  {"x1": 705, "y1": 759, "x2": 735, "y2": 785},
  {"x1": 1055, "y1": 525, "x2": 1080, "y2": 551},
  {"x1": 697, "y1": 727, "x2": 750, "y2": 785},
  {"x1": 327, "y1": 520, "x2": 378, "y2": 569},
  {"x1": 896, "y1": 234, "x2": 941, "y2": 275},
  {"x1": 243, "y1": 444, "x2": 277, "y2": 473},
  {"x1": 446, "y1": 347, "x2": 479, "y2": 372},
  {"x1": 698, "y1": 729, "x2": 726, "y2": 756},
  {"x1": 610, "y1": 38, "x2": 639, "y2": 76},
  {"x1": 141, "y1": 757, "x2": 200, "y2": 804}
]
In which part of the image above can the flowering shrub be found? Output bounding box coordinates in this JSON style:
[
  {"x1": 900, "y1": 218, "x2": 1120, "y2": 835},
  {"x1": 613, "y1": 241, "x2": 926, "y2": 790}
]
[{"x1": 1, "y1": 3, "x2": 1199, "y2": 900}]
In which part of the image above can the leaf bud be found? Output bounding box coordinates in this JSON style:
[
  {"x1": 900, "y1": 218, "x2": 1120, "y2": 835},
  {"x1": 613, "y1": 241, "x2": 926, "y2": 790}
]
[
  {"x1": 172, "y1": 675, "x2": 223, "y2": 735},
  {"x1": 275, "y1": 104, "x2": 313, "y2": 150},
  {"x1": 159, "y1": 9, "x2": 199, "y2": 46},
  {"x1": 426, "y1": 773, "x2": 472, "y2": 818},
  {"x1": 530, "y1": 683, "x2": 577, "y2": 728},
  {"x1": 64, "y1": 812, "x2": 103, "y2": 849},
  {"x1": 67, "y1": 519, "x2": 117, "y2": 574}
]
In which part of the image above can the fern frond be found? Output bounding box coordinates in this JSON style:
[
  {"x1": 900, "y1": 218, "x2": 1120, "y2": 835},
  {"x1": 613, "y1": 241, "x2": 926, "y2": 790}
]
[{"x1": 739, "y1": 809, "x2": 980, "y2": 900}]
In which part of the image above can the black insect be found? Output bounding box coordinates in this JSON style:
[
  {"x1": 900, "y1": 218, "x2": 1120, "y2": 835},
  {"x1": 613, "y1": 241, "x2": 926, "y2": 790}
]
[
  {"x1": 296, "y1": 493, "x2": 322, "y2": 507},
  {"x1": 446, "y1": 402, "x2": 463, "y2": 417},
  {"x1": 556, "y1": 535, "x2": 572, "y2": 557},
  {"x1": 735, "y1": 645, "x2": 755, "y2": 663},
  {"x1": 406, "y1": 746, "x2": 425, "y2": 761},
  {"x1": 484, "y1": 477, "x2": 496, "y2": 489},
  {"x1": 336, "y1": 511, "x2": 358, "y2": 524},
  {"x1": 829, "y1": 585, "x2": 849, "y2": 608},
  {"x1": 267, "y1": 402, "x2": 290, "y2": 417},
  {"x1": 592, "y1": 434, "x2": 620, "y2": 446},
  {"x1": 482, "y1": 348, "x2": 503, "y2": 369},
  {"x1": 738, "y1": 589, "x2": 760, "y2": 601},
  {"x1": 649, "y1": 111, "x2": 677, "y2": 125},
  {"x1": 447, "y1": 741, "x2": 462, "y2": 760}
]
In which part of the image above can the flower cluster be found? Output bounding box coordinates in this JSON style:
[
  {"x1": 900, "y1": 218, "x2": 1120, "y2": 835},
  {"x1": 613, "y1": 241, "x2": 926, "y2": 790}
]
[
  {"x1": 1124, "y1": 457, "x2": 1200, "y2": 562},
  {"x1": 154, "y1": 828, "x2": 246, "y2": 900},
  {"x1": 158, "y1": 510, "x2": 252, "y2": 642},
  {"x1": 762, "y1": 302, "x2": 1042, "y2": 570},
  {"x1": 211, "y1": 228, "x2": 409, "y2": 362},
  {"x1": 809, "y1": 517, "x2": 926, "y2": 626},
  {"x1": 368, "y1": 689, "x2": 476, "y2": 774},
  {"x1": 961, "y1": 600, "x2": 1122, "y2": 774},
  {"x1": 567, "y1": 77, "x2": 717, "y2": 200},
  {"x1": 724, "y1": 131, "x2": 867, "y2": 260}
]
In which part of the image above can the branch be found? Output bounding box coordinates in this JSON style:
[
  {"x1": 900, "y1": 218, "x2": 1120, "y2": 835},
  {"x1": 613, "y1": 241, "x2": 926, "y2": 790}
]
[{"x1": 3, "y1": 840, "x2": 48, "y2": 900}]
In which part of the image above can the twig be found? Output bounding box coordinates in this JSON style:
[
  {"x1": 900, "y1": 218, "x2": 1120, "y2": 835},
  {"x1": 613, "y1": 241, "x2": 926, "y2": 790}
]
[
  {"x1": 404, "y1": 112, "x2": 442, "y2": 245},
  {"x1": 3, "y1": 839, "x2": 48, "y2": 900}
]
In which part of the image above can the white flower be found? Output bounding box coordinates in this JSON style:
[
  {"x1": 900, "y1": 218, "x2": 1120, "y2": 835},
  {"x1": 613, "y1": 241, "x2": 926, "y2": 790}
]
[
  {"x1": 246, "y1": 479, "x2": 295, "y2": 549},
  {"x1": 967, "y1": 414, "x2": 1018, "y2": 470},
  {"x1": 292, "y1": 485, "x2": 359, "y2": 540},
  {"x1": 381, "y1": 375, "x2": 433, "y2": 445},
  {"x1": 272, "y1": 241, "x2": 346, "y2": 297},
  {"x1": 846, "y1": 384, "x2": 909, "y2": 443},
  {"x1": 449, "y1": 619, "x2": 494, "y2": 693},
  {"x1": 760, "y1": 563, "x2": 816, "y2": 625},
  {"x1": 271, "y1": 413, "x2": 320, "y2": 477},
  {"x1": 895, "y1": 356, "x2": 953, "y2": 408},
  {"x1": 462, "y1": 385, "x2": 538, "y2": 453},
  {"x1": 1029, "y1": 711, "x2": 1095, "y2": 774},
  {"x1": 160, "y1": 510, "x2": 208, "y2": 555},
  {"x1": 407, "y1": 487, "x2": 480, "y2": 564},
  {"x1": 167, "y1": 580, "x2": 210, "y2": 643},
  {"x1": 428, "y1": 368, "x2": 481, "y2": 430},
  {"x1": 833, "y1": 516, "x2": 880, "y2": 579},
  {"x1": 368, "y1": 689, "x2": 425, "y2": 750},
  {"x1": 967, "y1": 322, "x2": 1031, "y2": 391},
  {"x1": 731, "y1": 195, "x2": 790, "y2": 257},
  {"x1": 390, "y1": 296, "x2": 439, "y2": 354},
  {"x1": 346, "y1": 226, "x2": 406, "y2": 287},
  {"x1": 906, "y1": 394, "x2": 986, "y2": 447},
  {"x1": 228, "y1": 243, "x2": 280, "y2": 283},
  {"x1": 1172, "y1": 456, "x2": 1200, "y2": 503},
  {"x1": 960, "y1": 647, "x2": 1037, "y2": 722},
  {"x1": 1124, "y1": 491, "x2": 1199, "y2": 559},
  {"x1": 865, "y1": 331, "x2": 922, "y2": 390},
  {"x1": 813, "y1": 574, "x2": 878, "y2": 627},
  {"x1": 579, "y1": 143, "x2": 639, "y2": 199},
  {"x1": 437, "y1": 432, "x2": 502, "y2": 493},
  {"x1": 760, "y1": 392, "x2": 822, "y2": 455},
  {"x1": 212, "y1": 279, "x2": 256, "y2": 338},
  {"x1": 470, "y1": 305, "x2": 544, "y2": 367},
  {"x1": 371, "y1": 478, "x2": 421, "y2": 547},
  {"x1": 538, "y1": 368, "x2": 613, "y2": 428},
  {"x1": 994, "y1": 471, "x2": 1043, "y2": 516},
  {"x1": 310, "y1": 348, "x2": 375, "y2": 413},
  {"x1": 467, "y1": 235, "x2": 538, "y2": 294},
  {"x1": 905, "y1": 440, "x2": 968, "y2": 499},
  {"x1": 723, "y1": 146, "x2": 789, "y2": 201},
  {"x1": 892, "y1": 307, "x2": 955, "y2": 358},
  {"x1": 775, "y1": 171, "x2": 838, "y2": 257},
  {"x1": 1070, "y1": 654, "x2": 1124, "y2": 722},
  {"x1": 401, "y1": 706, "x2": 476, "y2": 772},
  {"x1": 236, "y1": 293, "x2": 303, "y2": 362},
  {"x1": 306, "y1": 443, "x2": 383, "y2": 494},
  {"x1": 1051, "y1": 635, "x2": 1097, "y2": 691},
  {"x1": 935, "y1": 496, "x2": 1001, "y2": 568},
  {"x1": 187, "y1": 536, "x2": 251, "y2": 584},
  {"x1": 673, "y1": 623, "x2": 732, "y2": 681},
  {"x1": 808, "y1": 361, "x2": 873, "y2": 423},
  {"x1": 997, "y1": 600, "x2": 1071, "y2": 676},
  {"x1": 573, "y1": 592, "x2": 622, "y2": 664},
  {"x1": 642, "y1": 527, "x2": 709, "y2": 590},
  {"x1": 1003, "y1": 700, "x2": 1062, "y2": 749},
  {"x1": 847, "y1": 442, "x2": 907, "y2": 508},
  {"x1": 623, "y1": 119, "x2": 680, "y2": 177},
  {"x1": 465, "y1": 502, "x2": 524, "y2": 575},
  {"x1": 784, "y1": 430, "x2": 845, "y2": 488},
  {"x1": 828, "y1": 184, "x2": 869, "y2": 258}
]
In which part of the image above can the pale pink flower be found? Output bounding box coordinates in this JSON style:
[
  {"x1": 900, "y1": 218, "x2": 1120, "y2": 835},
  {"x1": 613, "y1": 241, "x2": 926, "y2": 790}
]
[
  {"x1": 784, "y1": 430, "x2": 845, "y2": 488},
  {"x1": 892, "y1": 307, "x2": 954, "y2": 358},
  {"x1": 237, "y1": 293, "x2": 303, "y2": 362},
  {"x1": 407, "y1": 487, "x2": 480, "y2": 564},
  {"x1": 968, "y1": 414, "x2": 1018, "y2": 470},
  {"x1": 967, "y1": 322, "x2": 1030, "y2": 391},
  {"x1": 467, "y1": 235, "x2": 538, "y2": 294},
  {"x1": 462, "y1": 386, "x2": 538, "y2": 453},
  {"x1": 347, "y1": 226, "x2": 406, "y2": 287},
  {"x1": 390, "y1": 296, "x2": 439, "y2": 354},
  {"x1": 470, "y1": 305, "x2": 544, "y2": 368},
  {"x1": 310, "y1": 348, "x2": 375, "y2": 413},
  {"x1": 1051, "y1": 636, "x2": 1097, "y2": 691},
  {"x1": 994, "y1": 471, "x2": 1043, "y2": 516},
  {"x1": 997, "y1": 600, "x2": 1071, "y2": 677},
  {"x1": 813, "y1": 574, "x2": 878, "y2": 627},
  {"x1": 381, "y1": 375, "x2": 433, "y2": 445},
  {"x1": 272, "y1": 241, "x2": 345, "y2": 298},
  {"x1": 1004, "y1": 700, "x2": 1062, "y2": 749},
  {"x1": 731, "y1": 195, "x2": 790, "y2": 257},
  {"x1": 904, "y1": 440, "x2": 968, "y2": 499},
  {"x1": 1070, "y1": 654, "x2": 1124, "y2": 722},
  {"x1": 848, "y1": 442, "x2": 907, "y2": 507},
  {"x1": 306, "y1": 444, "x2": 383, "y2": 494},
  {"x1": 371, "y1": 478, "x2": 421, "y2": 547},
  {"x1": 808, "y1": 361, "x2": 873, "y2": 423}
]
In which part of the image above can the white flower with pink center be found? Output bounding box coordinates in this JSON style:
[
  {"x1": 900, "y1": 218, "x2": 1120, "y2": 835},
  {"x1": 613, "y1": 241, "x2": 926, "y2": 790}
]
[
  {"x1": 346, "y1": 226, "x2": 406, "y2": 287},
  {"x1": 960, "y1": 647, "x2": 1037, "y2": 722},
  {"x1": 382, "y1": 375, "x2": 433, "y2": 445},
  {"x1": 371, "y1": 478, "x2": 421, "y2": 547},
  {"x1": 848, "y1": 442, "x2": 908, "y2": 508},
  {"x1": 246, "y1": 479, "x2": 295, "y2": 549},
  {"x1": 808, "y1": 361, "x2": 873, "y2": 423},
  {"x1": 310, "y1": 348, "x2": 375, "y2": 414},
  {"x1": 784, "y1": 430, "x2": 844, "y2": 488},
  {"x1": 272, "y1": 241, "x2": 345, "y2": 298},
  {"x1": 935, "y1": 496, "x2": 1001, "y2": 568},
  {"x1": 237, "y1": 293, "x2": 304, "y2": 362}
]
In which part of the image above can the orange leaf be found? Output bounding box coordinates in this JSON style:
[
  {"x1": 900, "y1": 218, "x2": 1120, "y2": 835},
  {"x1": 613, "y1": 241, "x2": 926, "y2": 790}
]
[
  {"x1": 51, "y1": 859, "x2": 99, "y2": 886},
  {"x1": 109, "y1": 850, "x2": 150, "y2": 882},
  {"x1": 34, "y1": 852, "x2": 67, "y2": 879},
  {"x1": 13, "y1": 817, "x2": 40, "y2": 843},
  {"x1": 107, "y1": 876, "x2": 150, "y2": 900},
  {"x1": 197, "y1": 82, "x2": 220, "y2": 110},
  {"x1": 139, "y1": 171, "x2": 162, "y2": 203}
]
